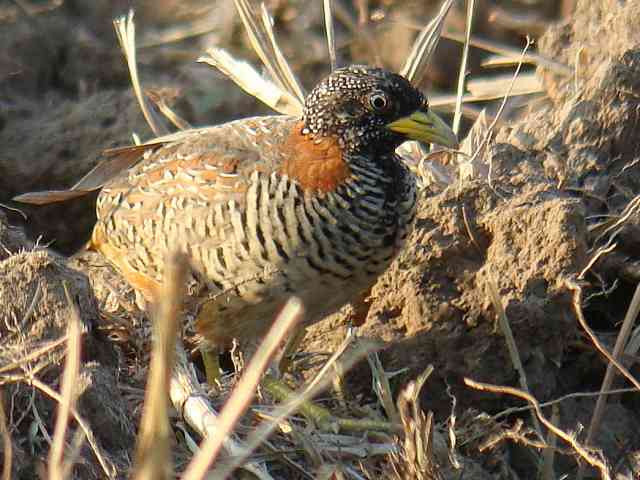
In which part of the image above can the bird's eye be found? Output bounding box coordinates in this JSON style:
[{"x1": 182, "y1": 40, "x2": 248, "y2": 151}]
[{"x1": 368, "y1": 92, "x2": 389, "y2": 112}]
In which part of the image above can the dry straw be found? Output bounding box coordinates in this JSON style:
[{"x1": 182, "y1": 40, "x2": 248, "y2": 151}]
[
  {"x1": 0, "y1": 390, "x2": 12, "y2": 480},
  {"x1": 47, "y1": 288, "x2": 83, "y2": 480},
  {"x1": 132, "y1": 253, "x2": 186, "y2": 480}
]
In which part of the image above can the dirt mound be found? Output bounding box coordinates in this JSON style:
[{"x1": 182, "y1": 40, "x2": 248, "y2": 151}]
[
  {"x1": 540, "y1": 0, "x2": 640, "y2": 104},
  {"x1": 0, "y1": 210, "x2": 32, "y2": 260},
  {"x1": 0, "y1": 215, "x2": 136, "y2": 478}
]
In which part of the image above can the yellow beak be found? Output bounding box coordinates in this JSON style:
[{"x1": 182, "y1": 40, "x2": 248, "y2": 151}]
[{"x1": 387, "y1": 109, "x2": 458, "y2": 149}]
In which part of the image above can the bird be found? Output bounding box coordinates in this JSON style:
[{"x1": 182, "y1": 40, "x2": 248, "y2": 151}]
[{"x1": 89, "y1": 65, "x2": 458, "y2": 372}]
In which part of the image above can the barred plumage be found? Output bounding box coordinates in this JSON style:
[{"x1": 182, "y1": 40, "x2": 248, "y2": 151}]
[{"x1": 91, "y1": 66, "x2": 456, "y2": 351}]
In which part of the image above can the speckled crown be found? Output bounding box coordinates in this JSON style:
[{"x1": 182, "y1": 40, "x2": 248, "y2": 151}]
[{"x1": 301, "y1": 66, "x2": 425, "y2": 153}]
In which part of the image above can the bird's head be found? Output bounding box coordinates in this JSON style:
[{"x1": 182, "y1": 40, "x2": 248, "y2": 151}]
[{"x1": 302, "y1": 65, "x2": 458, "y2": 155}]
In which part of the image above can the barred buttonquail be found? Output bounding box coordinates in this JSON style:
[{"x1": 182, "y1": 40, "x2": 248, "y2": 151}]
[{"x1": 90, "y1": 65, "x2": 458, "y2": 356}]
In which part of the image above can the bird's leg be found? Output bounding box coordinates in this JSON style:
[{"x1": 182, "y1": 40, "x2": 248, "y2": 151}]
[
  {"x1": 273, "y1": 325, "x2": 308, "y2": 376},
  {"x1": 328, "y1": 286, "x2": 373, "y2": 399},
  {"x1": 201, "y1": 347, "x2": 222, "y2": 386},
  {"x1": 194, "y1": 302, "x2": 231, "y2": 386}
]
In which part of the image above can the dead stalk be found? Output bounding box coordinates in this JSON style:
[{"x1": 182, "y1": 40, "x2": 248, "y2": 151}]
[
  {"x1": 48, "y1": 286, "x2": 83, "y2": 480},
  {"x1": 539, "y1": 404, "x2": 559, "y2": 480},
  {"x1": 575, "y1": 282, "x2": 640, "y2": 480},
  {"x1": 113, "y1": 11, "x2": 168, "y2": 136},
  {"x1": 490, "y1": 387, "x2": 639, "y2": 421},
  {"x1": 30, "y1": 378, "x2": 115, "y2": 478},
  {"x1": 323, "y1": 0, "x2": 337, "y2": 71},
  {"x1": 477, "y1": 38, "x2": 532, "y2": 188},
  {"x1": 485, "y1": 274, "x2": 543, "y2": 438},
  {"x1": 132, "y1": 252, "x2": 187, "y2": 480},
  {"x1": 453, "y1": 0, "x2": 475, "y2": 136},
  {"x1": 169, "y1": 342, "x2": 274, "y2": 480},
  {"x1": 0, "y1": 389, "x2": 12, "y2": 480},
  {"x1": 0, "y1": 335, "x2": 68, "y2": 375},
  {"x1": 567, "y1": 281, "x2": 640, "y2": 392},
  {"x1": 400, "y1": 0, "x2": 455, "y2": 84},
  {"x1": 440, "y1": 30, "x2": 571, "y2": 75},
  {"x1": 464, "y1": 378, "x2": 611, "y2": 479},
  {"x1": 367, "y1": 352, "x2": 400, "y2": 425}
]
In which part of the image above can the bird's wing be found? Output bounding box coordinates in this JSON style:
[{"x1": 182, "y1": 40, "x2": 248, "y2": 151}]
[{"x1": 91, "y1": 115, "x2": 299, "y2": 297}]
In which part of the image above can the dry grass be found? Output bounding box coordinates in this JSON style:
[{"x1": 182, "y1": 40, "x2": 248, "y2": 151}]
[
  {"x1": 131, "y1": 253, "x2": 186, "y2": 480},
  {"x1": 47, "y1": 285, "x2": 83, "y2": 480},
  {"x1": 464, "y1": 378, "x2": 612, "y2": 479},
  {"x1": 0, "y1": 389, "x2": 12, "y2": 480},
  {"x1": 114, "y1": 10, "x2": 169, "y2": 138},
  {"x1": 485, "y1": 273, "x2": 543, "y2": 438}
]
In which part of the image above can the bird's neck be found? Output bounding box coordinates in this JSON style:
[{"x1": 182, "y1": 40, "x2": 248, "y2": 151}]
[{"x1": 280, "y1": 120, "x2": 403, "y2": 195}]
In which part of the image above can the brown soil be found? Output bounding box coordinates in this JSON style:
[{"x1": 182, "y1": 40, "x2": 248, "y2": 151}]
[{"x1": 2, "y1": 1, "x2": 640, "y2": 479}]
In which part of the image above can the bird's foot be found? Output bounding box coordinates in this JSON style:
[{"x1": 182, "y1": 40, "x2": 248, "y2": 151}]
[{"x1": 261, "y1": 375, "x2": 401, "y2": 434}]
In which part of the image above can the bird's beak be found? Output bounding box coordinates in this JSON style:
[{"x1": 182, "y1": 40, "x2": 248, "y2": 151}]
[{"x1": 387, "y1": 108, "x2": 458, "y2": 149}]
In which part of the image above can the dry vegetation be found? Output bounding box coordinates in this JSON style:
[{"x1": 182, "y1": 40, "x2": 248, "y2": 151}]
[{"x1": 2, "y1": 0, "x2": 640, "y2": 479}]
